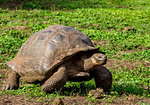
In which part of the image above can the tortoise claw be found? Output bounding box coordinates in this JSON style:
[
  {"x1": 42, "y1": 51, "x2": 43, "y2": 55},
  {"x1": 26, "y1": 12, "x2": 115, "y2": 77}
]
[
  {"x1": 9, "y1": 85, "x2": 13, "y2": 90},
  {"x1": 3, "y1": 83, "x2": 18, "y2": 90},
  {"x1": 5, "y1": 85, "x2": 10, "y2": 90}
]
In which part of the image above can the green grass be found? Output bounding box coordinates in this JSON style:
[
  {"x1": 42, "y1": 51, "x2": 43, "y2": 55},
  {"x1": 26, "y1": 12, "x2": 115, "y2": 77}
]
[
  {"x1": 0, "y1": 0, "x2": 150, "y2": 101},
  {"x1": 0, "y1": 0, "x2": 150, "y2": 10}
]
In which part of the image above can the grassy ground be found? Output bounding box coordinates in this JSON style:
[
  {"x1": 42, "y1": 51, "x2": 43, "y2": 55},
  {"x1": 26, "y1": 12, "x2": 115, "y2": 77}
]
[{"x1": 0, "y1": 0, "x2": 150, "y2": 104}]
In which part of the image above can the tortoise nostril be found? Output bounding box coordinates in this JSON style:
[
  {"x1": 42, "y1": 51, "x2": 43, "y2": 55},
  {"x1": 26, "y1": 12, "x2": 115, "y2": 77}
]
[
  {"x1": 98, "y1": 55, "x2": 107, "y2": 60},
  {"x1": 103, "y1": 55, "x2": 107, "y2": 59},
  {"x1": 93, "y1": 53, "x2": 107, "y2": 60},
  {"x1": 96, "y1": 55, "x2": 101, "y2": 59}
]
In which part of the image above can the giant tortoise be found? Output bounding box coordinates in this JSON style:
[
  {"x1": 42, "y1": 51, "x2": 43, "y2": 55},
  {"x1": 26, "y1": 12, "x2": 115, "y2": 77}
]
[{"x1": 3, "y1": 25, "x2": 112, "y2": 94}]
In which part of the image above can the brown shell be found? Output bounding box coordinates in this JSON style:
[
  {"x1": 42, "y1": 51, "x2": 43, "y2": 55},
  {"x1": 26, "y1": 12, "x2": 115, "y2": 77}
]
[{"x1": 6, "y1": 25, "x2": 99, "y2": 82}]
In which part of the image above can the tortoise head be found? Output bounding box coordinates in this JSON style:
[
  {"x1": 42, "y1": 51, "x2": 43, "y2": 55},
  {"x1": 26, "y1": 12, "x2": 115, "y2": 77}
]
[
  {"x1": 83, "y1": 53, "x2": 107, "y2": 70},
  {"x1": 91, "y1": 53, "x2": 107, "y2": 66}
]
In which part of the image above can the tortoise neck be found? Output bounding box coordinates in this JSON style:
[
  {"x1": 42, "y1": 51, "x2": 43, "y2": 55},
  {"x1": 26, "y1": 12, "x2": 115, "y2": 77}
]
[{"x1": 83, "y1": 57, "x2": 94, "y2": 71}]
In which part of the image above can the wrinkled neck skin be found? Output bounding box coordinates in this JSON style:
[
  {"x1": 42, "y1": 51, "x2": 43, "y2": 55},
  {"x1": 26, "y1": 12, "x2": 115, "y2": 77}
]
[{"x1": 83, "y1": 57, "x2": 94, "y2": 71}]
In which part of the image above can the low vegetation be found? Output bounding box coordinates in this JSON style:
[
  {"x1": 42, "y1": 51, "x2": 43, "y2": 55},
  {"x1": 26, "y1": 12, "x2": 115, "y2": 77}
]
[{"x1": 0, "y1": 0, "x2": 150, "y2": 104}]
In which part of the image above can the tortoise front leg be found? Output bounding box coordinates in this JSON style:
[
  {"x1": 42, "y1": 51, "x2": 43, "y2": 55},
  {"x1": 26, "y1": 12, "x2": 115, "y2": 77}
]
[
  {"x1": 41, "y1": 66, "x2": 67, "y2": 92},
  {"x1": 91, "y1": 66, "x2": 112, "y2": 92},
  {"x1": 3, "y1": 70, "x2": 20, "y2": 90},
  {"x1": 89, "y1": 66, "x2": 112, "y2": 98}
]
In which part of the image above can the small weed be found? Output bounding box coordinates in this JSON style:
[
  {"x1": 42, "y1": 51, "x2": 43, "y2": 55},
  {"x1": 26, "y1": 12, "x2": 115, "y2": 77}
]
[
  {"x1": 36, "y1": 97, "x2": 42, "y2": 102},
  {"x1": 110, "y1": 91, "x2": 119, "y2": 97},
  {"x1": 0, "y1": 0, "x2": 149, "y2": 104},
  {"x1": 0, "y1": 0, "x2": 149, "y2": 10},
  {"x1": 25, "y1": 98, "x2": 29, "y2": 101},
  {"x1": 86, "y1": 94, "x2": 99, "y2": 104},
  {"x1": 0, "y1": 73, "x2": 2, "y2": 78},
  {"x1": 2, "y1": 81, "x2": 5, "y2": 84},
  {"x1": 137, "y1": 101, "x2": 150, "y2": 105},
  {"x1": 103, "y1": 94, "x2": 116, "y2": 103}
]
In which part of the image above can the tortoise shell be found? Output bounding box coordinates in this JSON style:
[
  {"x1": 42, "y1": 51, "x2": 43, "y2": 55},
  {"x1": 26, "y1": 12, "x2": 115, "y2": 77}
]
[{"x1": 7, "y1": 25, "x2": 99, "y2": 82}]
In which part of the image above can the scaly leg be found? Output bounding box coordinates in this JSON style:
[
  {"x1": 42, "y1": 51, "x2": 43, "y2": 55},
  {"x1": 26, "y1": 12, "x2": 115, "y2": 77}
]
[
  {"x1": 3, "y1": 70, "x2": 20, "y2": 90},
  {"x1": 89, "y1": 66, "x2": 112, "y2": 98},
  {"x1": 41, "y1": 66, "x2": 67, "y2": 92},
  {"x1": 91, "y1": 66, "x2": 112, "y2": 92}
]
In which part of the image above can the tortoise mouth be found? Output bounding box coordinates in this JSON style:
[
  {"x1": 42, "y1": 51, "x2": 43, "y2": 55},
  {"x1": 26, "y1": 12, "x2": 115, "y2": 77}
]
[
  {"x1": 100, "y1": 59, "x2": 107, "y2": 65},
  {"x1": 92, "y1": 57, "x2": 107, "y2": 66},
  {"x1": 93, "y1": 54, "x2": 107, "y2": 60}
]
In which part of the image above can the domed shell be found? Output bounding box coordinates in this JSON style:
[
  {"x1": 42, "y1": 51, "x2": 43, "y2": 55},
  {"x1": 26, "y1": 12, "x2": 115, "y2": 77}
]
[{"x1": 7, "y1": 25, "x2": 99, "y2": 82}]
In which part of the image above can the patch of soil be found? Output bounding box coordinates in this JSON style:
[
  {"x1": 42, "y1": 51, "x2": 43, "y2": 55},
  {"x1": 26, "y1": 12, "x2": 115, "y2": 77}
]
[
  {"x1": 143, "y1": 60, "x2": 150, "y2": 67},
  {"x1": 92, "y1": 40, "x2": 107, "y2": 46},
  {"x1": 0, "y1": 59, "x2": 150, "y2": 105},
  {"x1": 0, "y1": 1, "x2": 22, "y2": 10},
  {"x1": 119, "y1": 50, "x2": 136, "y2": 54},
  {"x1": 105, "y1": 59, "x2": 150, "y2": 70},
  {"x1": 0, "y1": 94, "x2": 150, "y2": 105},
  {"x1": 107, "y1": 95, "x2": 150, "y2": 105},
  {"x1": 138, "y1": 46, "x2": 150, "y2": 50},
  {"x1": 0, "y1": 95, "x2": 47, "y2": 105},
  {"x1": 122, "y1": 26, "x2": 135, "y2": 32},
  {"x1": 8, "y1": 26, "x2": 29, "y2": 30},
  {"x1": 106, "y1": 59, "x2": 137, "y2": 70},
  {"x1": 85, "y1": 24, "x2": 99, "y2": 27}
]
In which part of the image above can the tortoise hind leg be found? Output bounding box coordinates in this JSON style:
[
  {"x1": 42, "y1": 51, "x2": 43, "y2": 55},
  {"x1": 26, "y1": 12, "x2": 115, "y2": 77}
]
[
  {"x1": 41, "y1": 66, "x2": 67, "y2": 92},
  {"x1": 3, "y1": 70, "x2": 20, "y2": 90}
]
